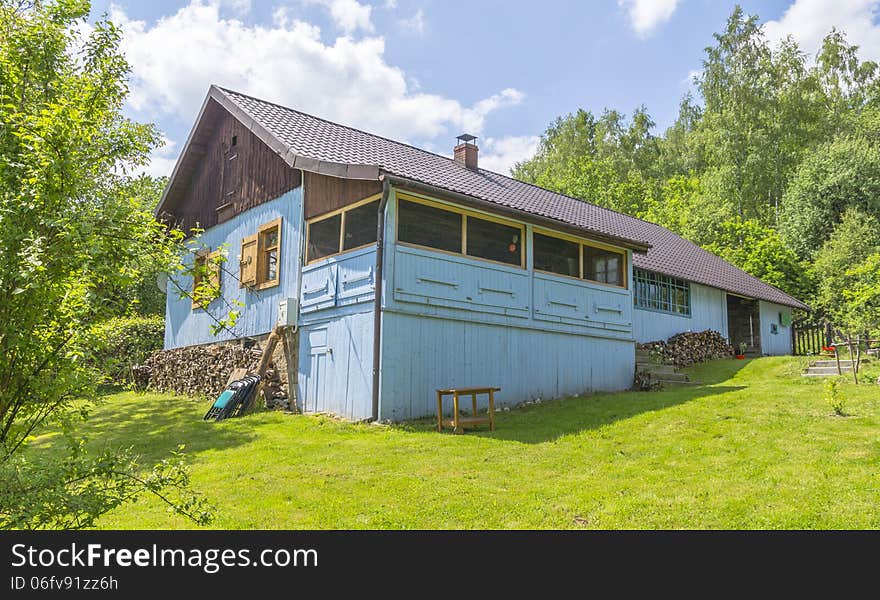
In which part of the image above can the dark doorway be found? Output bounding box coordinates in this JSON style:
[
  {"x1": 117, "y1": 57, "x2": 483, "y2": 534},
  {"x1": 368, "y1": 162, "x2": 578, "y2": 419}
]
[{"x1": 726, "y1": 295, "x2": 761, "y2": 355}]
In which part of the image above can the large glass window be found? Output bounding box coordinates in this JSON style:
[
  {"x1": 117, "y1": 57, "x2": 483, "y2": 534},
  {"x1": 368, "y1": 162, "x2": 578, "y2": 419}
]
[
  {"x1": 466, "y1": 216, "x2": 522, "y2": 266},
  {"x1": 583, "y1": 246, "x2": 623, "y2": 286},
  {"x1": 397, "y1": 199, "x2": 462, "y2": 253},
  {"x1": 307, "y1": 214, "x2": 341, "y2": 262},
  {"x1": 633, "y1": 268, "x2": 690, "y2": 316},
  {"x1": 533, "y1": 233, "x2": 579, "y2": 277},
  {"x1": 343, "y1": 200, "x2": 379, "y2": 250}
]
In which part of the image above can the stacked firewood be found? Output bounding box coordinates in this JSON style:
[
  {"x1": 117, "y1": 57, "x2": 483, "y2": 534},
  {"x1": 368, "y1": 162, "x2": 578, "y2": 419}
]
[
  {"x1": 140, "y1": 341, "x2": 288, "y2": 407},
  {"x1": 639, "y1": 330, "x2": 734, "y2": 367}
]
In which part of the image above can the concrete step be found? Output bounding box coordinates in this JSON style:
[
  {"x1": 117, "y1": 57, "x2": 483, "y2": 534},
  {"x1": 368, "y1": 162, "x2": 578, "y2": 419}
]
[
  {"x1": 806, "y1": 366, "x2": 853, "y2": 375},
  {"x1": 636, "y1": 362, "x2": 677, "y2": 374},
  {"x1": 655, "y1": 379, "x2": 700, "y2": 386},
  {"x1": 811, "y1": 360, "x2": 853, "y2": 367},
  {"x1": 651, "y1": 371, "x2": 689, "y2": 382}
]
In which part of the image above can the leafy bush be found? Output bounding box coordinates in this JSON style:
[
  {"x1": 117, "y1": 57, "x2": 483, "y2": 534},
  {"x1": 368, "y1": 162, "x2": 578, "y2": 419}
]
[
  {"x1": 824, "y1": 378, "x2": 847, "y2": 417},
  {"x1": 89, "y1": 316, "x2": 165, "y2": 385}
]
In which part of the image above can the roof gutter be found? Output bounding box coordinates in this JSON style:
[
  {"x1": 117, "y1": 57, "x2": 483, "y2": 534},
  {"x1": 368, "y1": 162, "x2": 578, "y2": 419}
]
[
  {"x1": 369, "y1": 177, "x2": 391, "y2": 422},
  {"x1": 381, "y1": 174, "x2": 651, "y2": 253}
]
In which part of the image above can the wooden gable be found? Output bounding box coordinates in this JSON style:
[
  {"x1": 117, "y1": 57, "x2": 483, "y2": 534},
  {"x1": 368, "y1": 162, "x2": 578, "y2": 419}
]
[{"x1": 160, "y1": 99, "x2": 301, "y2": 233}]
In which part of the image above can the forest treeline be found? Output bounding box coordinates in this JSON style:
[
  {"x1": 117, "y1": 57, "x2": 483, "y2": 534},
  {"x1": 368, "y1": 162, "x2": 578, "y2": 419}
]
[{"x1": 513, "y1": 6, "x2": 880, "y2": 334}]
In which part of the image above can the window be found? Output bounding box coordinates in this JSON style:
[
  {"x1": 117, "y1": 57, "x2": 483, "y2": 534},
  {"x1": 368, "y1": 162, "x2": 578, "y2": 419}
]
[
  {"x1": 305, "y1": 197, "x2": 380, "y2": 263},
  {"x1": 533, "y1": 230, "x2": 626, "y2": 287},
  {"x1": 397, "y1": 199, "x2": 462, "y2": 254},
  {"x1": 192, "y1": 249, "x2": 221, "y2": 309},
  {"x1": 397, "y1": 196, "x2": 525, "y2": 268},
  {"x1": 633, "y1": 268, "x2": 690, "y2": 316},
  {"x1": 342, "y1": 200, "x2": 379, "y2": 251},
  {"x1": 466, "y1": 216, "x2": 522, "y2": 266},
  {"x1": 258, "y1": 219, "x2": 281, "y2": 286},
  {"x1": 240, "y1": 218, "x2": 282, "y2": 289},
  {"x1": 583, "y1": 246, "x2": 623, "y2": 286},
  {"x1": 533, "y1": 233, "x2": 579, "y2": 277}
]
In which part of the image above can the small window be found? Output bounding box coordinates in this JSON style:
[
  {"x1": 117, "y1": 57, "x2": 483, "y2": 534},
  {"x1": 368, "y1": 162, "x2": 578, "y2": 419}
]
[
  {"x1": 634, "y1": 268, "x2": 690, "y2": 315},
  {"x1": 583, "y1": 246, "x2": 624, "y2": 286},
  {"x1": 307, "y1": 214, "x2": 341, "y2": 262},
  {"x1": 343, "y1": 200, "x2": 379, "y2": 251},
  {"x1": 398, "y1": 199, "x2": 462, "y2": 253},
  {"x1": 192, "y1": 249, "x2": 221, "y2": 309},
  {"x1": 254, "y1": 218, "x2": 282, "y2": 289},
  {"x1": 534, "y1": 233, "x2": 579, "y2": 277},
  {"x1": 466, "y1": 216, "x2": 522, "y2": 266}
]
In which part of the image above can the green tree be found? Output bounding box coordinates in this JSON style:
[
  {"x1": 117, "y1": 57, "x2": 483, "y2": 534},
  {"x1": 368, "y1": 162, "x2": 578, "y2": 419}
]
[
  {"x1": 0, "y1": 0, "x2": 209, "y2": 528},
  {"x1": 841, "y1": 253, "x2": 880, "y2": 336},
  {"x1": 703, "y1": 218, "x2": 812, "y2": 299},
  {"x1": 779, "y1": 134, "x2": 880, "y2": 259},
  {"x1": 810, "y1": 209, "x2": 880, "y2": 324}
]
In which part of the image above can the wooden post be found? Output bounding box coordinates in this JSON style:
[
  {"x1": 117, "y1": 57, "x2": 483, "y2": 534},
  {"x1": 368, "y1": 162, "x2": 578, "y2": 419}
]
[
  {"x1": 471, "y1": 392, "x2": 477, "y2": 418},
  {"x1": 436, "y1": 390, "x2": 443, "y2": 432},
  {"x1": 848, "y1": 337, "x2": 858, "y2": 385},
  {"x1": 453, "y1": 392, "x2": 461, "y2": 434},
  {"x1": 254, "y1": 324, "x2": 285, "y2": 408},
  {"x1": 488, "y1": 389, "x2": 495, "y2": 432},
  {"x1": 834, "y1": 345, "x2": 842, "y2": 375}
]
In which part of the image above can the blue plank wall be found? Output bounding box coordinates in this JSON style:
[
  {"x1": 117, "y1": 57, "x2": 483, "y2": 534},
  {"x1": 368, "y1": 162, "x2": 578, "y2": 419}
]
[
  {"x1": 759, "y1": 300, "x2": 793, "y2": 355},
  {"x1": 376, "y1": 188, "x2": 636, "y2": 421},
  {"x1": 632, "y1": 283, "x2": 729, "y2": 343},
  {"x1": 297, "y1": 246, "x2": 377, "y2": 420},
  {"x1": 164, "y1": 189, "x2": 301, "y2": 349}
]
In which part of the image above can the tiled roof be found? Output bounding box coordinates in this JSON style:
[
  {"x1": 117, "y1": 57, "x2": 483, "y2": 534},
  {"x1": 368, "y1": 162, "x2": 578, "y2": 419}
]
[{"x1": 214, "y1": 86, "x2": 807, "y2": 310}]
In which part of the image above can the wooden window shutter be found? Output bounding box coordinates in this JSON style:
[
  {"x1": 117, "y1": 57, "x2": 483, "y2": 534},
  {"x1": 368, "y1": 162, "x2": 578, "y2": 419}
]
[{"x1": 240, "y1": 234, "x2": 258, "y2": 287}]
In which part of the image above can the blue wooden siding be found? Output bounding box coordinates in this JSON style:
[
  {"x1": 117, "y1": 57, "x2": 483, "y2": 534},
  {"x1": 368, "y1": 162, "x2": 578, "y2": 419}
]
[
  {"x1": 164, "y1": 189, "x2": 301, "y2": 349},
  {"x1": 376, "y1": 188, "x2": 636, "y2": 420},
  {"x1": 759, "y1": 301, "x2": 792, "y2": 355},
  {"x1": 296, "y1": 246, "x2": 377, "y2": 419},
  {"x1": 378, "y1": 312, "x2": 634, "y2": 421},
  {"x1": 633, "y1": 282, "x2": 728, "y2": 343}
]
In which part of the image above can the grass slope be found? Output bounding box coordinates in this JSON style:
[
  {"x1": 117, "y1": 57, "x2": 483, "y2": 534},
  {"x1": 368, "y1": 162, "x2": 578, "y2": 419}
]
[{"x1": 29, "y1": 356, "x2": 880, "y2": 529}]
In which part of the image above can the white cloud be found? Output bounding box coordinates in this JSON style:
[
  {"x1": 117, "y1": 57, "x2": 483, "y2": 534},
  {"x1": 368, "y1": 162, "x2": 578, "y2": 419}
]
[
  {"x1": 399, "y1": 9, "x2": 425, "y2": 35},
  {"x1": 619, "y1": 0, "x2": 679, "y2": 37},
  {"x1": 303, "y1": 0, "x2": 374, "y2": 34},
  {"x1": 478, "y1": 135, "x2": 540, "y2": 175},
  {"x1": 113, "y1": 1, "x2": 524, "y2": 150},
  {"x1": 763, "y1": 0, "x2": 880, "y2": 62},
  {"x1": 383, "y1": 0, "x2": 397, "y2": 8},
  {"x1": 143, "y1": 134, "x2": 179, "y2": 178}
]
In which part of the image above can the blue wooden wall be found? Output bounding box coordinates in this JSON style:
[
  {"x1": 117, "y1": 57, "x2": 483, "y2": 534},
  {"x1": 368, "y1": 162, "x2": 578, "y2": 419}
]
[
  {"x1": 375, "y1": 188, "x2": 636, "y2": 421},
  {"x1": 632, "y1": 282, "x2": 728, "y2": 343},
  {"x1": 164, "y1": 189, "x2": 301, "y2": 349},
  {"x1": 296, "y1": 246, "x2": 377, "y2": 420},
  {"x1": 759, "y1": 301, "x2": 792, "y2": 355}
]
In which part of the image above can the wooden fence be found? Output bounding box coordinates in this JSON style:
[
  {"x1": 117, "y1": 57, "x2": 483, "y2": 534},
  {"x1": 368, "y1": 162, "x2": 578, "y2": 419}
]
[{"x1": 792, "y1": 319, "x2": 833, "y2": 356}]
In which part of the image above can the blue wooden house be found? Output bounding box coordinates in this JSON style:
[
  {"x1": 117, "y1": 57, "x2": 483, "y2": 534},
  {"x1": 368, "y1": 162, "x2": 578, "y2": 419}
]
[{"x1": 157, "y1": 86, "x2": 808, "y2": 421}]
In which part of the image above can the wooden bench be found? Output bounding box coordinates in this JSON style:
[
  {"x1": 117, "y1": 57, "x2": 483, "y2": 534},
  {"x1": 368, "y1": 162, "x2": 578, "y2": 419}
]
[{"x1": 436, "y1": 387, "x2": 499, "y2": 434}]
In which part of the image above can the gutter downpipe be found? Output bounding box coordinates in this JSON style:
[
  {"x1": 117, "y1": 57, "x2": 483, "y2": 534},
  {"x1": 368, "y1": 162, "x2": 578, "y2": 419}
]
[{"x1": 370, "y1": 176, "x2": 391, "y2": 422}]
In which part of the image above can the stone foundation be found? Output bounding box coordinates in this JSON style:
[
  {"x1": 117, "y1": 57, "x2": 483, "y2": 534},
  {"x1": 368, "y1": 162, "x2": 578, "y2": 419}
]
[{"x1": 140, "y1": 331, "x2": 298, "y2": 410}]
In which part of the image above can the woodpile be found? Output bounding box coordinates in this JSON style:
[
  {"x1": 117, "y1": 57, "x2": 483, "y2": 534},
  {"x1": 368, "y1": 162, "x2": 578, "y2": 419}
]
[
  {"x1": 140, "y1": 339, "x2": 290, "y2": 409},
  {"x1": 639, "y1": 330, "x2": 733, "y2": 367}
]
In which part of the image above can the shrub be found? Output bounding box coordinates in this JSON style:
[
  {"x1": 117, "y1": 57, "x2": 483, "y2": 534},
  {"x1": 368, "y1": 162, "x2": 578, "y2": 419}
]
[
  {"x1": 89, "y1": 316, "x2": 165, "y2": 385},
  {"x1": 824, "y1": 378, "x2": 847, "y2": 417}
]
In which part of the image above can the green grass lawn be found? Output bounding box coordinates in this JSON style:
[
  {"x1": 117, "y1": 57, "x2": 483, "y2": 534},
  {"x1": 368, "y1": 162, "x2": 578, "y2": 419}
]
[{"x1": 28, "y1": 356, "x2": 880, "y2": 529}]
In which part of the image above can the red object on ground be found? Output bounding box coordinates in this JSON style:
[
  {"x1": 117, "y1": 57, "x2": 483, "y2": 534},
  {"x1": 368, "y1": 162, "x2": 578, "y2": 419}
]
[{"x1": 735, "y1": 354, "x2": 746, "y2": 360}]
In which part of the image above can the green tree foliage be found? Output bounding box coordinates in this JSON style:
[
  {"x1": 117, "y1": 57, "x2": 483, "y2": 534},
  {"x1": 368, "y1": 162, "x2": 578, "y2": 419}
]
[
  {"x1": 842, "y1": 253, "x2": 880, "y2": 336},
  {"x1": 810, "y1": 209, "x2": 880, "y2": 325},
  {"x1": 0, "y1": 0, "x2": 210, "y2": 528},
  {"x1": 89, "y1": 315, "x2": 164, "y2": 384},
  {"x1": 779, "y1": 133, "x2": 880, "y2": 259},
  {"x1": 513, "y1": 5, "x2": 879, "y2": 318}
]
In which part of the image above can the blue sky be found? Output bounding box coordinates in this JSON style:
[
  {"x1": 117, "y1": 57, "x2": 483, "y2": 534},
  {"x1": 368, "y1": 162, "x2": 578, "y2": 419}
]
[{"x1": 84, "y1": 0, "x2": 880, "y2": 176}]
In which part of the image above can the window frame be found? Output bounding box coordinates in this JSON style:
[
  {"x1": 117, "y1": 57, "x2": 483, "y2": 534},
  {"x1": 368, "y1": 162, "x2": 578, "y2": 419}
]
[
  {"x1": 305, "y1": 194, "x2": 382, "y2": 265},
  {"x1": 255, "y1": 217, "x2": 282, "y2": 290},
  {"x1": 192, "y1": 248, "x2": 222, "y2": 310},
  {"x1": 532, "y1": 227, "x2": 628, "y2": 289},
  {"x1": 395, "y1": 193, "x2": 526, "y2": 270},
  {"x1": 633, "y1": 268, "x2": 691, "y2": 316}
]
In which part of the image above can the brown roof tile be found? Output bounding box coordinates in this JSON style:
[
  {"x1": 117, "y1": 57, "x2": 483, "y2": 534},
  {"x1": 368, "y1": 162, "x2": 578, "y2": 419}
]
[{"x1": 216, "y1": 87, "x2": 807, "y2": 310}]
